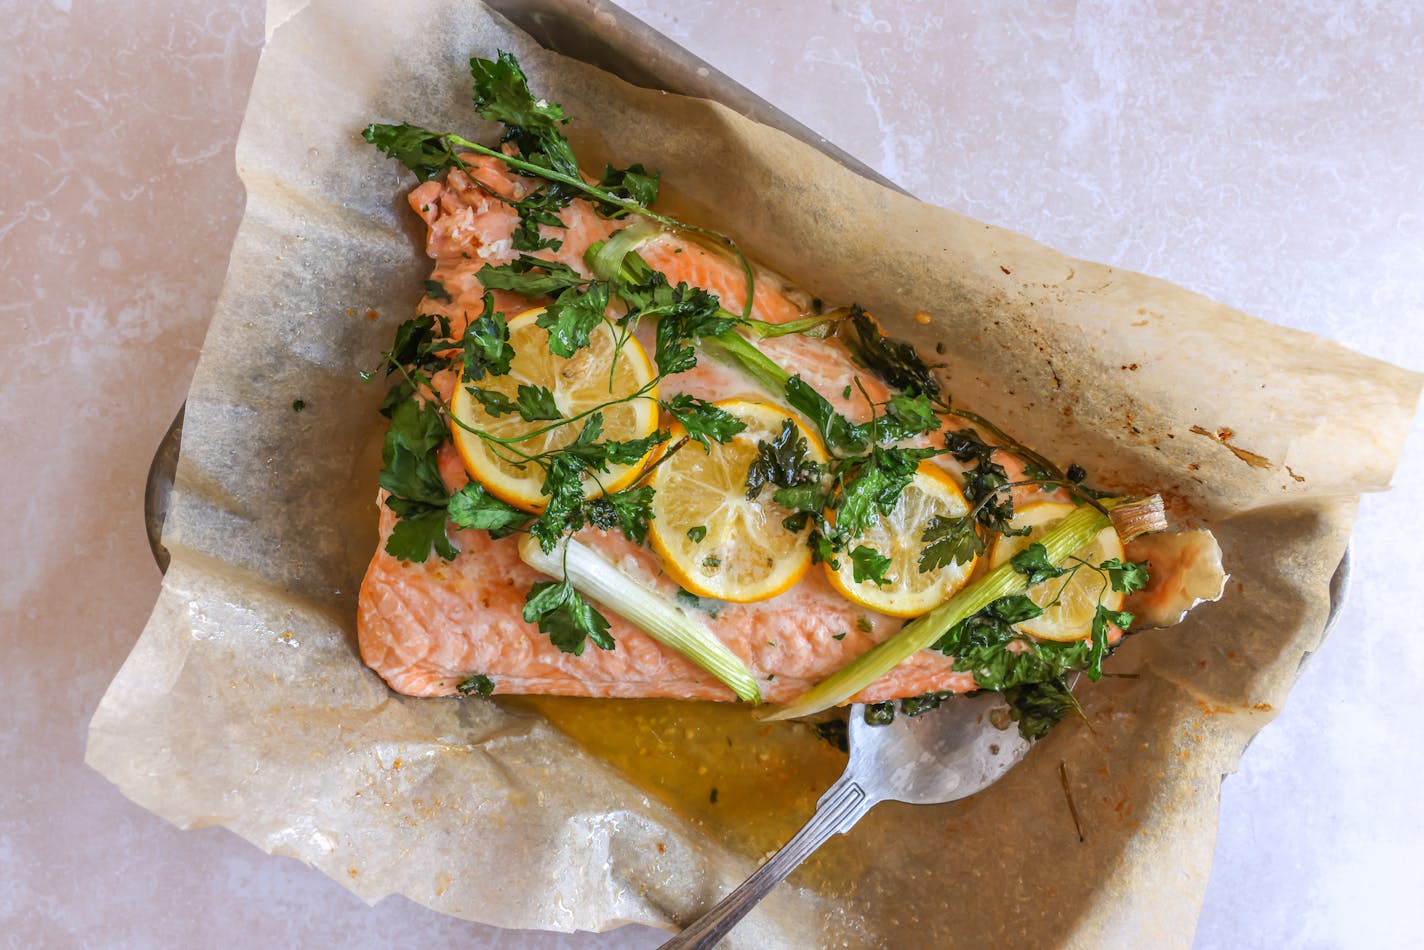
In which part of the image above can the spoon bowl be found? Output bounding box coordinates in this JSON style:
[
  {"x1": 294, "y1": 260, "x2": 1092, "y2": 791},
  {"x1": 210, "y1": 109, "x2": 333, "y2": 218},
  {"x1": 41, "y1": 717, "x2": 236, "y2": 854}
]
[{"x1": 660, "y1": 692, "x2": 1032, "y2": 949}]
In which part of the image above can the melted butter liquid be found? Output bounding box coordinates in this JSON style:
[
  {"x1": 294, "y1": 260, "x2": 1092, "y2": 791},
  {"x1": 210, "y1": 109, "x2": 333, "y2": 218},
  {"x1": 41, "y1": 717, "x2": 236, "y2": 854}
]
[{"x1": 501, "y1": 696, "x2": 849, "y2": 860}]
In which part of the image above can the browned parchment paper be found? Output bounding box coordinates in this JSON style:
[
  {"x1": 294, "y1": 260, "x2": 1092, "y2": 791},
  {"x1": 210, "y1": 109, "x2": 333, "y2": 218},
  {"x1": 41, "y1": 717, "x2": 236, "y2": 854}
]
[{"x1": 87, "y1": 0, "x2": 1422, "y2": 947}]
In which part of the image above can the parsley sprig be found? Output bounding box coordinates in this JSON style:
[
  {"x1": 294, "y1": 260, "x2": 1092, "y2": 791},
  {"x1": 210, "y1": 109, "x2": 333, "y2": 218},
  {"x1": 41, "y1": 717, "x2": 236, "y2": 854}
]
[{"x1": 364, "y1": 52, "x2": 757, "y2": 320}]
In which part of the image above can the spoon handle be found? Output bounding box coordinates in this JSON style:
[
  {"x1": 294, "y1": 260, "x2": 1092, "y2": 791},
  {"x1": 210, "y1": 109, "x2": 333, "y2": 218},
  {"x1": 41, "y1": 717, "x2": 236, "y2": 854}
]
[{"x1": 659, "y1": 777, "x2": 875, "y2": 949}]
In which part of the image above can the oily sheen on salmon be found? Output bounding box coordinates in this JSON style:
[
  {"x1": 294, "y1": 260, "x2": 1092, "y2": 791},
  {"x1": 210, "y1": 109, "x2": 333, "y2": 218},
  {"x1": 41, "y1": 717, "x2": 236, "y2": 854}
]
[{"x1": 357, "y1": 53, "x2": 1223, "y2": 737}]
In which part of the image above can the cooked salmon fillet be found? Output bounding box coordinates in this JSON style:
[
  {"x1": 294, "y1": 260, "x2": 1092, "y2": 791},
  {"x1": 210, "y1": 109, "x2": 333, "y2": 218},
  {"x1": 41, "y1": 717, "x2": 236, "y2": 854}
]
[{"x1": 357, "y1": 155, "x2": 1133, "y2": 703}]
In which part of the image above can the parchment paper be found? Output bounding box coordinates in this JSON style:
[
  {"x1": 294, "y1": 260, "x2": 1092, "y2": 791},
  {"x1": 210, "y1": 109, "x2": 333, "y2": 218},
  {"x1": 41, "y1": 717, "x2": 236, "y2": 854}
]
[{"x1": 87, "y1": 0, "x2": 1422, "y2": 946}]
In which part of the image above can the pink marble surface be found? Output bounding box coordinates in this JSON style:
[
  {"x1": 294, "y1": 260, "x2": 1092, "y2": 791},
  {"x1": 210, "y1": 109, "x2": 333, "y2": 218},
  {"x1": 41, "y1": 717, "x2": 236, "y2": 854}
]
[{"x1": 3, "y1": 1, "x2": 1420, "y2": 947}]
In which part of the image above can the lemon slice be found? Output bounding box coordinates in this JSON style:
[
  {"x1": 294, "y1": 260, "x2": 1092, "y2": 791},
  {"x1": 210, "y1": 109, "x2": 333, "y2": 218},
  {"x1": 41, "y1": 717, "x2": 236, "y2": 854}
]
[
  {"x1": 825, "y1": 463, "x2": 978, "y2": 618},
  {"x1": 450, "y1": 308, "x2": 658, "y2": 512},
  {"x1": 648, "y1": 400, "x2": 827, "y2": 603},
  {"x1": 988, "y1": 501, "x2": 1126, "y2": 641}
]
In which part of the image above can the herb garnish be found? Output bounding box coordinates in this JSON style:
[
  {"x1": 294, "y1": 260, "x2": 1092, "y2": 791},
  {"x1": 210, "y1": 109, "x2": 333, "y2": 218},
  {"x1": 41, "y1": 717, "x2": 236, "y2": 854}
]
[
  {"x1": 456, "y1": 673, "x2": 496, "y2": 696},
  {"x1": 364, "y1": 51, "x2": 1163, "y2": 733},
  {"x1": 523, "y1": 579, "x2": 613, "y2": 655}
]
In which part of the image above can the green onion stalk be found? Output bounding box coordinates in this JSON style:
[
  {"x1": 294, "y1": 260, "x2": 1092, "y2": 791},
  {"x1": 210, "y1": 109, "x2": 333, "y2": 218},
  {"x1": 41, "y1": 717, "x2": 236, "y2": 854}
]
[
  {"x1": 759, "y1": 495, "x2": 1165, "y2": 721},
  {"x1": 518, "y1": 534, "x2": 763, "y2": 704}
]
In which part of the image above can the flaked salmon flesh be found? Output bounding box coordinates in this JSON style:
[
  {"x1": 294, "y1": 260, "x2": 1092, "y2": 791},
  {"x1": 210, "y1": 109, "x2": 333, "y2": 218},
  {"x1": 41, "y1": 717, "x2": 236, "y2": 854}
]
[{"x1": 358, "y1": 155, "x2": 1179, "y2": 704}]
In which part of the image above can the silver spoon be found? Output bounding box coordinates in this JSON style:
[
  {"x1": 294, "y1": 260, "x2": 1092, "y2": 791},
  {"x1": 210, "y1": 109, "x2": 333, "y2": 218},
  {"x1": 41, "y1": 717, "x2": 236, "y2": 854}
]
[{"x1": 659, "y1": 692, "x2": 1032, "y2": 949}]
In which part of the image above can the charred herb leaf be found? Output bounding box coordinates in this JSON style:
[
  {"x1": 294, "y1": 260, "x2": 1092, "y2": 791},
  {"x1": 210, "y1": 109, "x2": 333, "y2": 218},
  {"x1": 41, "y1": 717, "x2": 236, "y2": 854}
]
[
  {"x1": 745, "y1": 418, "x2": 823, "y2": 500},
  {"x1": 522, "y1": 580, "x2": 614, "y2": 654},
  {"x1": 863, "y1": 702, "x2": 896, "y2": 726},
  {"x1": 811, "y1": 718, "x2": 850, "y2": 753},
  {"x1": 944, "y1": 426, "x2": 1027, "y2": 546},
  {"x1": 1002, "y1": 679, "x2": 1079, "y2": 740},
  {"x1": 456, "y1": 673, "x2": 496, "y2": 696},
  {"x1": 583, "y1": 485, "x2": 656, "y2": 545},
  {"x1": 839, "y1": 306, "x2": 941, "y2": 398}
]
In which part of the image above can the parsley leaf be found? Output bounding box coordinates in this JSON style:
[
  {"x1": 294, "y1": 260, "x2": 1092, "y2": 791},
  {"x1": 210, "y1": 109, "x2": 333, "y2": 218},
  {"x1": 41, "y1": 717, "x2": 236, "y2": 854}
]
[
  {"x1": 835, "y1": 446, "x2": 933, "y2": 538},
  {"x1": 1100, "y1": 557, "x2": 1150, "y2": 593},
  {"x1": 526, "y1": 416, "x2": 667, "y2": 551},
  {"x1": 514, "y1": 383, "x2": 561, "y2": 421},
  {"x1": 477, "y1": 255, "x2": 585, "y2": 298},
  {"x1": 511, "y1": 184, "x2": 574, "y2": 252},
  {"x1": 880, "y1": 392, "x2": 941, "y2": 438},
  {"x1": 849, "y1": 545, "x2": 892, "y2": 586},
  {"x1": 1088, "y1": 605, "x2": 1134, "y2": 681},
  {"x1": 361, "y1": 122, "x2": 461, "y2": 181},
  {"x1": 378, "y1": 399, "x2": 459, "y2": 562},
  {"x1": 424, "y1": 279, "x2": 453, "y2": 302},
  {"x1": 523, "y1": 580, "x2": 614, "y2": 655},
  {"x1": 686, "y1": 525, "x2": 707, "y2": 543},
  {"x1": 922, "y1": 590, "x2": 1125, "y2": 738},
  {"x1": 1010, "y1": 542, "x2": 1068, "y2": 586},
  {"x1": 785, "y1": 375, "x2": 866, "y2": 454},
  {"x1": 379, "y1": 314, "x2": 451, "y2": 416},
  {"x1": 606, "y1": 430, "x2": 670, "y2": 466},
  {"x1": 595, "y1": 163, "x2": 660, "y2": 216},
  {"x1": 461, "y1": 293, "x2": 515, "y2": 381},
  {"x1": 447, "y1": 482, "x2": 525, "y2": 533},
  {"x1": 537, "y1": 282, "x2": 609, "y2": 357},
  {"x1": 386, "y1": 313, "x2": 452, "y2": 374},
  {"x1": 462, "y1": 382, "x2": 562, "y2": 429},
  {"x1": 918, "y1": 513, "x2": 983, "y2": 571},
  {"x1": 469, "y1": 52, "x2": 579, "y2": 177},
  {"x1": 464, "y1": 386, "x2": 517, "y2": 417},
  {"x1": 383, "y1": 504, "x2": 456, "y2": 562},
  {"x1": 661, "y1": 394, "x2": 746, "y2": 449},
  {"x1": 650, "y1": 284, "x2": 735, "y2": 375},
  {"x1": 379, "y1": 398, "x2": 449, "y2": 506}
]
